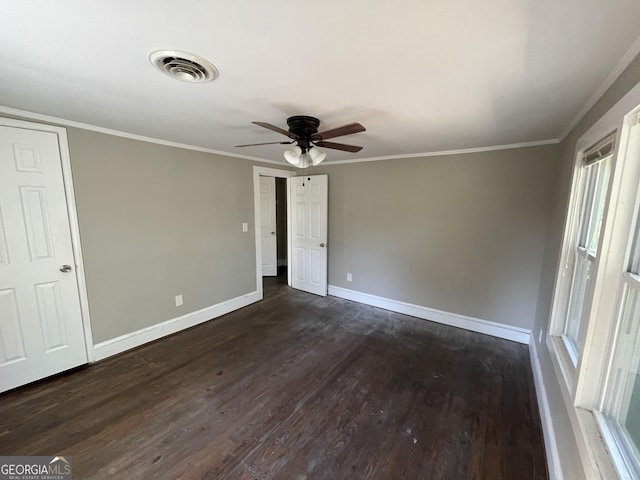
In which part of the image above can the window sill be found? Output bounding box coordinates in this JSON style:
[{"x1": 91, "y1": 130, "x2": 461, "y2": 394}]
[
  {"x1": 549, "y1": 335, "x2": 577, "y2": 395},
  {"x1": 547, "y1": 335, "x2": 620, "y2": 479},
  {"x1": 593, "y1": 411, "x2": 639, "y2": 479}
]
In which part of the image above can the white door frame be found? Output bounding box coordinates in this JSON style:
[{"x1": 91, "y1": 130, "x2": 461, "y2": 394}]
[
  {"x1": 0, "y1": 117, "x2": 94, "y2": 362},
  {"x1": 253, "y1": 166, "x2": 295, "y2": 299}
]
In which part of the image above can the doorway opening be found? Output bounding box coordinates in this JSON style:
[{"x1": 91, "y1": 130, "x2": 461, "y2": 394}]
[
  {"x1": 252, "y1": 166, "x2": 294, "y2": 300},
  {"x1": 252, "y1": 167, "x2": 329, "y2": 300},
  {"x1": 259, "y1": 175, "x2": 288, "y2": 295},
  {"x1": 275, "y1": 177, "x2": 288, "y2": 279}
]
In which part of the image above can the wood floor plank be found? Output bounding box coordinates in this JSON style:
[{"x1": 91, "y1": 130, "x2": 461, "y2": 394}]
[{"x1": 0, "y1": 276, "x2": 548, "y2": 479}]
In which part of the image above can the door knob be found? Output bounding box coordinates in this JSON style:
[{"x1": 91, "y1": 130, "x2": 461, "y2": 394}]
[
  {"x1": 271, "y1": 232, "x2": 275, "y2": 235},
  {"x1": 60, "y1": 265, "x2": 72, "y2": 273},
  {"x1": 320, "y1": 243, "x2": 325, "y2": 247}
]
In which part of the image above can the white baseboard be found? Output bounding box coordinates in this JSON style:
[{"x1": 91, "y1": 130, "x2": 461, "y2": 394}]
[
  {"x1": 327, "y1": 285, "x2": 531, "y2": 344},
  {"x1": 93, "y1": 290, "x2": 261, "y2": 361},
  {"x1": 530, "y1": 336, "x2": 564, "y2": 480}
]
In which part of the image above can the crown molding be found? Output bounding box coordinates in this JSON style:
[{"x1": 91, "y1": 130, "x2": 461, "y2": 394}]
[
  {"x1": 321, "y1": 138, "x2": 560, "y2": 166},
  {"x1": 559, "y1": 34, "x2": 640, "y2": 142},
  {"x1": 0, "y1": 105, "x2": 285, "y2": 165},
  {"x1": 0, "y1": 105, "x2": 558, "y2": 166}
]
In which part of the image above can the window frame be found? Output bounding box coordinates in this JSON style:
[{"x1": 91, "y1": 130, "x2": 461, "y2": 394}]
[
  {"x1": 547, "y1": 81, "x2": 640, "y2": 479},
  {"x1": 598, "y1": 273, "x2": 640, "y2": 479},
  {"x1": 562, "y1": 155, "x2": 612, "y2": 364},
  {"x1": 596, "y1": 118, "x2": 640, "y2": 479}
]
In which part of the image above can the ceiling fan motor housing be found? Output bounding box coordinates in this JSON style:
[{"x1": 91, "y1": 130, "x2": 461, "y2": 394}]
[{"x1": 287, "y1": 116, "x2": 320, "y2": 138}]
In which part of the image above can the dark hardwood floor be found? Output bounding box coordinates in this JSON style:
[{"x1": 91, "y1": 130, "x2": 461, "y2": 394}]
[{"x1": 0, "y1": 274, "x2": 548, "y2": 479}]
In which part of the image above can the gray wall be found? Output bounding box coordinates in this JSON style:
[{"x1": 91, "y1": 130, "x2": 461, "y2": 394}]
[
  {"x1": 532, "y1": 53, "x2": 640, "y2": 479},
  {"x1": 315, "y1": 144, "x2": 560, "y2": 330},
  {"x1": 66, "y1": 129, "x2": 261, "y2": 343},
  {"x1": 8, "y1": 115, "x2": 558, "y2": 343}
]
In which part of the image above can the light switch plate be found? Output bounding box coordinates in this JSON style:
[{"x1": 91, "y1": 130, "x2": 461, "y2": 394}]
[{"x1": 242, "y1": 222, "x2": 248, "y2": 232}]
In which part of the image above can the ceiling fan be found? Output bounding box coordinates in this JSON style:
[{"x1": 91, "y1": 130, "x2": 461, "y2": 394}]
[{"x1": 236, "y1": 116, "x2": 366, "y2": 167}]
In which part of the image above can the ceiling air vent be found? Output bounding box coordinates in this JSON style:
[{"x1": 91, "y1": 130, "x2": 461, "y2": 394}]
[{"x1": 149, "y1": 50, "x2": 219, "y2": 83}]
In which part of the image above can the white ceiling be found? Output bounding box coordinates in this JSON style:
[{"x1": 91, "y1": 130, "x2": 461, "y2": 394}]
[{"x1": 1, "y1": 1, "x2": 640, "y2": 163}]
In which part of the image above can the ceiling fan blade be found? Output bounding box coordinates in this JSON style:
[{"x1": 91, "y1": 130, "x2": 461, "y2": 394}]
[
  {"x1": 312, "y1": 122, "x2": 366, "y2": 141},
  {"x1": 252, "y1": 121, "x2": 299, "y2": 140},
  {"x1": 235, "y1": 141, "x2": 293, "y2": 147},
  {"x1": 315, "y1": 141, "x2": 363, "y2": 153}
]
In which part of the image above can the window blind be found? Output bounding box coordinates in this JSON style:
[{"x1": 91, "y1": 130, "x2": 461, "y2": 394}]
[{"x1": 583, "y1": 132, "x2": 616, "y2": 165}]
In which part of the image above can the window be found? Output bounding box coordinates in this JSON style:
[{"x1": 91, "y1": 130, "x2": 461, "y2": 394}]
[
  {"x1": 563, "y1": 146, "x2": 613, "y2": 362},
  {"x1": 601, "y1": 206, "x2": 640, "y2": 478},
  {"x1": 549, "y1": 94, "x2": 640, "y2": 479}
]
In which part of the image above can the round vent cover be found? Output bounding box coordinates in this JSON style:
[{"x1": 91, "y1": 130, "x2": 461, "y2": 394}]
[{"x1": 149, "y1": 50, "x2": 219, "y2": 83}]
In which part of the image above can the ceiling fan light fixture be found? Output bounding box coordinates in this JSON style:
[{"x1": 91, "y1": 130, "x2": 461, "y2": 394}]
[
  {"x1": 284, "y1": 146, "x2": 302, "y2": 166},
  {"x1": 308, "y1": 147, "x2": 326, "y2": 166},
  {"x1": 299, "y1": 154, "x2": 311, "y2": 169}
]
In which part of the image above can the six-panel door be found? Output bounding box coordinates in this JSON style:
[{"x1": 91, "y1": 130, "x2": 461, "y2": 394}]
[
  {"x1": 260, "y1": 176, "x2": 278, "y2": 277},
  {"x1": 290, "y1": 175, "x2": 328, "y2": 296},
  {"x1": 0, "y1": 125, "x2": 87, "y2": 393}
]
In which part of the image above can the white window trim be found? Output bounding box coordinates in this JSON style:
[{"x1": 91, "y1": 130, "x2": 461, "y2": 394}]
[{"x1": 548, "y1": 80, "x2": 640, "y2": 479}]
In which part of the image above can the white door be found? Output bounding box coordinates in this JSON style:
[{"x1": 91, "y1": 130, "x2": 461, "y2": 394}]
[
  {"x1": 290, "y1": 175, "x2": 328, "y2": 296},
  {"x1": 260, "y1": 176, "x2": 277, "y2": 276},
  {"x1": 0, "y1": 125, "x2": 88, "y2": 393}
]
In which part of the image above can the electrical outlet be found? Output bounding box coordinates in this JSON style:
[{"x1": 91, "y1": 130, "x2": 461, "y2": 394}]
[
  {"x1": 347, "y1": 273, "x2": 352, "y2": 282},
  {"x1": 175, "y1": 294, "x2": 183, "y2": 307},
  {"x1": 242, "y1": 222, "x2": 248, "y2": 232}
]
